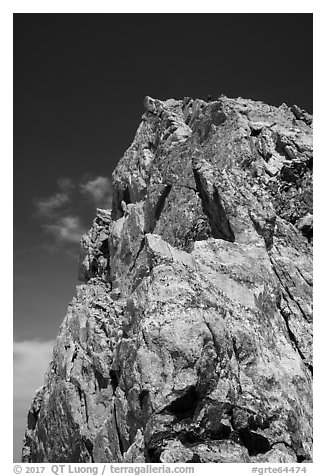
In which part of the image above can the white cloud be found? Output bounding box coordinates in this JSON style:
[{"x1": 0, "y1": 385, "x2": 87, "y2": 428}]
[
  {"x1": 80, "y1": 176, "x2": 113, "y2": 207},
  {"x1": 35, "y1": 192, "x2": 69, "y2": 216},
  {"x1": 13, "y1": 340, "x2": 54, "y2": 461},
  {"x1": 13, "y1": 340, "x2": 54, "y2": 401},
  {"x1": 44, "y1": 215, "x2": 86, "y2": 244}
]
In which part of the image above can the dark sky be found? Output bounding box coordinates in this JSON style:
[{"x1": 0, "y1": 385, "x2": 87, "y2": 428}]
[{"x1": 14, "y1": 13, "x2": 313, "y2": 342}]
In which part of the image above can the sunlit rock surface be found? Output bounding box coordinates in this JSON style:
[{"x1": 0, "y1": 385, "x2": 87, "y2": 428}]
[{"x1": 22, "y1": 95, "x2": 312, "y2": 463}]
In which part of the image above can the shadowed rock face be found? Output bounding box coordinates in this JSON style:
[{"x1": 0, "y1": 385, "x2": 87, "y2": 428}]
[{"x1": 22, "y1": 95, "x2": 312, "y2": 463}]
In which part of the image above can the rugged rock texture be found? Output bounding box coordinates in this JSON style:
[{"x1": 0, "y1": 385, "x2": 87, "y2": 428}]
[{"x1": 22, "y1": 95, "x2": 313, "y2": 463}]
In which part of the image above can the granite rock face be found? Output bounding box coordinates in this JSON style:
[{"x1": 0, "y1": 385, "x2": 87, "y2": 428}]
[{"x1": 22, "y1": 95, "x2": 313, "y2": 463}]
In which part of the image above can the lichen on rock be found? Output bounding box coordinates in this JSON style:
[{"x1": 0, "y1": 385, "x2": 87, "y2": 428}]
[{"x1": 22, "y1": 95, "x2": 313, "y2": 463}]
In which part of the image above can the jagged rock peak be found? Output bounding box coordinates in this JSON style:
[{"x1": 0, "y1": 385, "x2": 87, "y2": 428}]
[{"x1": 22, "y1": 95, "x2": 312, "y2": 463}]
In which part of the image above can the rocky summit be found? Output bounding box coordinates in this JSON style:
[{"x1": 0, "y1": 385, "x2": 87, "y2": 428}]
[{"x1": 22, "y1": 95, "x2": 313, "y2": 463}]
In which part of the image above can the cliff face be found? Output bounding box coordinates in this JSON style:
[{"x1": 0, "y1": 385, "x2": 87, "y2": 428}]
[{"x1": 22, "y1": 95, "x2": 313, "y2": 463}]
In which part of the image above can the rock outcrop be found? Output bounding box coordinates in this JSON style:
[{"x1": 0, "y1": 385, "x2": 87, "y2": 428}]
[{"x1": 22, "y1": 95, "x2": 313, "y2": 463}]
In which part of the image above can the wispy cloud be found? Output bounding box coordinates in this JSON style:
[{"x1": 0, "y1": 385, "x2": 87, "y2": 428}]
[
  {"x1": 80, "y1": 176, "x2": 113, "y2": 208},
  {"x1": 57, "y1": 177, "x2": 75, "y2": 193},
  {"x1": 43, "y1": 215, "x2": 85, "y2": 244},
  {"x1": 34, "y1": 175, "x2": 112, "y2": 249},
  {"x1": 35, "y1": 192, "x2": 69, "y2": 217},
  {"x1": 34, "y1": 176, "x2": 75, "y2": 217},
  {"x1": 13, "y1": 340, "x2": 54, "y2": 461}
]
